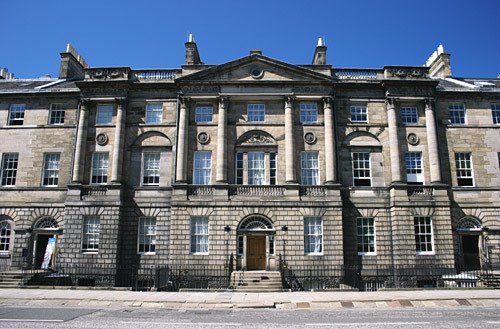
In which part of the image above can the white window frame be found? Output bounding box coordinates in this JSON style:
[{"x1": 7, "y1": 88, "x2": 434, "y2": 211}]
[
  {"x1": 195, "y1": 105, "x2": 213, "y2": 123},
  {"x1": 96, "y1": 104, "x2": 113, "y2": 124},
  {"x1": 304, "y1": 217, "x2": 323, "y2": 255},
  {"x1": 8, "y1": 104, "x2": 25, "y2": 126},
  {"x1": 142, "y1": 152, "x2": 161, "y2": 186},
  {"x1": 235, "y1": 152, "x2": 244, "y2": 184},
  {"x1": 91, "y1": 152, "x2": 109, "y2": 185},
  {"x1": 49, "y1": 103, "x2": 65, "y2": 125},
  {"x1": 357, "y1": 217, "x2": 376, "y2": 256},
  {"x1": 455, "y1": 152, "x2": 474, "y2": 187},
  {"x1": 350, "y1": 105, "x2": 368, "y2": 123},
  {"x1": 190, "y1": 217, "x2": 209, "y2": 254},
  {"x1": 414, "y1": 216, "x2": 434, "y2": 255},
  {"x1": 0, "y1": 221, "x2": 12, "y2": 253},
  {"x1": 300, "y1": 102, "x2": 318, "y2": 123},
  {"x1": 193, "y1": 151, "x2": 212, "y2": 185},
  {"x1": 1, "y1": 153, "x2": 19, "y2": 187},
  {"x1": 301, "y1": 151, "x2": 320, "y2": 185},
  {"x1": 145, "y1": 103, "x2": 163, "y2": 124},
  {"x1": 449, "y1": 103, "x2": 466, "y2": 125},
  {"x1": 492, "y1": 104, "x2": 500, "y2": 125},
  {"x1": 82, "y1": 216, "x2": 100, "y2": 253},
  {"x1": 352, "y1": 152, "x2": 371, "y2": 186},
  {"x1": 247, "y1": 104, "x2": 265, "y2": 122},
  {"x1": 405, "y1": 152, "x2": 424, "y2": 184},
  {"x1": 247, "y1": 151, "x2": 265, "y2": 185},
  {"x1": 42, "y1": 153, "x2": 60, "y2": 187},
  {"x1": 400, "y1": 107, "x2": 418, "y2": 125},
  {"x1": 138, "y1": 217, "x2": 156, "y2": 255}
]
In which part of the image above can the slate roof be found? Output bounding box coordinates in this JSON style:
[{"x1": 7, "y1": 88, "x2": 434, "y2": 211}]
[
  {"x1": 436, "y1": 77, "x2": 500, "y2": 92},
  {"x1": 0, "y1": 79, "x2": 80, "y2": 94}
]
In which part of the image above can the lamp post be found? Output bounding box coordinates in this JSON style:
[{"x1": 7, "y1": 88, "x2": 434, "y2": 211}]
[
  {"x1": 224, "y1": 225, "x2": 231, "y2": 269},
  {"x1": 281, "y1": 225, "x2": 288, "y2": 264}
]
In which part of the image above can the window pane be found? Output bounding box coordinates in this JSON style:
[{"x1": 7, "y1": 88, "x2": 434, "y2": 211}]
[
  {"x1": 401, "y1": 107, "x2": 418, "y2": 124},
  {"x1": 414, "y1": 217, "x2": 433, "y2": 254},
  {"x1": 492, "y1": 104, "x2": 500, "y2": 124},
  {"x1": 143, "y1": 152, "x2": 160, "y2": 185},
  {"x1": 49, "y1": 104, "x2": 65, "y2": 125},
  {"x1": 357, "y1": 217, "x2": 375, "y2": 254},
  {"x1": 145, "y1": 103, "x2": 163, "y2": 124},
  {"x1": 350, "y1": 106, "x2": 367, "y2": 123},
  {"x1": 190, "y1": 217, "x2": 209, "y2": 253},
  {"x1": 247, "y1": 104, "x2": 265, "y2": 122},
  {"x1": 301, "y1": 152, "x2": 319, "y2": 185},
  {"x1": 193, "y1": 151, "x2": 212, "y2": 185},
  {"x1": 352, "y1": 152, "x2": 371, "y2": 186},
  {"x1": 195, "y1": 105, "x2": 213, "y2": 123},
  {"x1": 0, "y1": 222, "x2": 11, "y2": 252},
  {"x1": 405, "y1": 152, "x2": 423, "y2": 184},
  {"x1": 304, "y1": 217, "x2": 322, "y2": 254},
  {"x1": 235, "y1": 152, "x2": 243, "y2": 184},
  {"x1": 300, "y1": 103, "x2": 318, "y2": 123},
  {"x1": 91, "y1": 153, "x2": 108, "y2": 184},
  {"x1": 138, "y1": 217, "x2": 156, "y2": 253},
  {"x1": 1, "y1": 153, "x2": 18, "y2": 186},
  {"x1": 449, "y1": 103, "x2": 465, "y2": 124},
  {"x1": 248, "y1": 152, "x2": 265, "y2": 185},
  {"x1": 96, "y1": 105, "x2": 113, "y2": 124},
  {"x1": 82, "y1": 216, "x2": 100, "y2": 251},
  {"x1": 8, "y1": 104, "x2": 25, "y2": 125},
  {"x1": 43, "y1": 153, "x2": 60, "y2": 186},
  {"x1": 455, "y1": 153, "x2": 473, "y2": 186}
]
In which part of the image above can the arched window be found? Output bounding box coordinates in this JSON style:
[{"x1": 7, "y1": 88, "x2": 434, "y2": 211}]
[
  {"x1": 0, "y1": 221, "x2": 12, "y2": 252},
  {"x1": 238, "y1": 216, "x2": 274, "y2": 232},
  {"x1": 457, "y1": 217, "x2": 483, "y2": 232},
  {"x1": 34, "y1": 217, "x2": 58, "y2": 229}
]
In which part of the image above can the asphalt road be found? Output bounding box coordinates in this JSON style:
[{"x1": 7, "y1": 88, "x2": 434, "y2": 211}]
[{"x1": 0, "y1": 307, "x2": 499, "y2": 328}]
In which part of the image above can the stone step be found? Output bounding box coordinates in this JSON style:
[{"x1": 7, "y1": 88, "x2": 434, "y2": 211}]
[{"x1": 230, "y1": 271, "x2": 283, "y2": 292}]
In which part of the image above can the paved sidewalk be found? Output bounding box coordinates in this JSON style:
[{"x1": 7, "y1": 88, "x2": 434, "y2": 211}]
[{"x1": 0, "y1": 288, "x2": 499, "y2": 310}]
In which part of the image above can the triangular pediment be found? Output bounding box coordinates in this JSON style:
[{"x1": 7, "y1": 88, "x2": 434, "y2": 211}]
[{"x1": 176, "y1": 54, "x2": 334, "y2": 83}]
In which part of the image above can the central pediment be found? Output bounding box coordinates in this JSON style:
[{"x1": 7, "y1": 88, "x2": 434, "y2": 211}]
[{"x1": 176, "y1": 54, "x2": 334, "y2": 84}]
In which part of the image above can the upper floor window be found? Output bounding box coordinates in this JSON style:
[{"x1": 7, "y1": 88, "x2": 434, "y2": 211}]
[
  {"x1": 91, "y1": 152, "x2": 109, "y2": 184},
  {"x1": 193, "y1": 151, "x2": 212, "y2": 185},
  {"x1": 8, "y1": 104, "x2": 25, "y2": 126},
  {"x1": 492, "y1": 104, "x2": 500, "y2": 124},
  {"x1": 400, "y1": 107, "x2": 418, "y2": 125},
  {"x1": 190, "y1": 217, "x2": 209, "y2": 254},
  {"x1": 42, "y1": 153, "x2": 60, "y2": 187},
  {"x1": 248, "y1": 151, "x2": 265, "y2": 185},
  {"x1": 414, "y1": 216, "x2": 434, "y2": 255},
  {"x1": 247, "y1": 104, "x2": 265, "y2": 122},
  {"x1": 405, "y1": 152, "x2": 423, "y2": 184},
  {"x1": 350, "y1": 106, "x2": 367, "y2": 123},
  {"x1": 455, "y1": 152, "x2": 474, "y2": 186},
  {"x1": 0, "y1": 221, "x2": 12, "y2": 253},
  {"x1": 304, "y1": 217, "x2": 323, "y2": 255},
  {"x1": 357, "y1": 217, "x2": 375, "y2": 255},
  {"x1": 352, "y1": 152, "x2": 371, "y2": 186},
  {"x1": 96, "y1": 104, "x2": 113, "y2": 124},
  {"x1": 145, "y1": 103, "x2": 163, "y2": 124},
  {"x1": 49, "y1": 104, "x2": 65, "y2": 125},
  {"x1": 138, "y1": 217, "x2": 156, "y2": 254},
  {"x1": 142, "y1": 152, "x2": 160, "y2": 186},
  {"x1": 301, "y1": 151, "x2": 320, "y2": 185},
  {"x1": 449, "y1": 103, "x2": 466, "y2": 124},
  {"x1": 1, "y1": 153, "x2": 18, "y2": 187},
  {"x1": 300, "y1": 103, "x2": 318, "y2": 123},
  {"x1": 195, "y1": 105, "x2": 213, "y2": 123},
  {"x1": 82, "y1": 216, "x2": 100, "y2": 252}
]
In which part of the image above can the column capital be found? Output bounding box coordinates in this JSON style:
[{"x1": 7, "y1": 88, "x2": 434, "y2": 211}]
[
  {"x1": 79, "y1": 98, "x2": 92, "y2": 108},
  {"x1": 322, "y1": 96, "x2": 334, "y2": 109},
  {"x1": 284, "y1": 96, "x2": 295, "y2": 108},
  {"x1": 385, "y1": 96, "x2": 398, "y2": 109},
  {"x1": 178, "y1": 95, "x2": 190, "y2": 107},
  {"x1": 218, "y1": 96, "x2": 228, "y2": 109},
  {"x1": 114, "y1": 97, "x2": 127, "y2": 108},
  {"x1": 424, "y1": 98, "x2": 435, "y2": 110}
]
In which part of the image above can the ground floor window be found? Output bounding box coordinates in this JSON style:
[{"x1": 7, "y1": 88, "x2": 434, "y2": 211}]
[
  {"x1": 414, "y1": 217, "x2": 434, "y2": 255},
  {"x1": 190, "y1": 217, "x2": 209, "y2": 254},
  {"x1": 357, "y1": 217, "x2": 375, "y2": 255},
  {"x1": 0, "y1": 221, "x2": 11, "y2": 252},
  {"x1": 138, "y1": 217, "x2": 156, "y2": 254},
  {"x1": 82, "y1": 216, "x2": 100, "y2": 252},
  {"x1": 304, "y1": 217, "x2": 323, "y2": 255}
]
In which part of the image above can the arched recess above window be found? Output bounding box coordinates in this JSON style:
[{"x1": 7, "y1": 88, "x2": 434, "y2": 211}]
[
  {"x1": 34, "y1": 217, "x2": 58, "y2": 229},
  {"x1": 457, "y1": 217, "x2": 483, "y2": 232},
  {"x1": 236, "y1": 130, "x2": 277, "y2": 147},
  {"x1": 131, "y1": 131, "x2": 172, "y2": 149},
  {"x1": 343, "y1": 131, "x2": 382, "y2": 148},
  {"x1": 238, "y1": 215, "x2": 275, "y2": 232}
]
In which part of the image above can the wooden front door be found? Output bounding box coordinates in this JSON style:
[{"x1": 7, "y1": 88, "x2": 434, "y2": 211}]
[{"x1": 246, "y1": 235, "x2": 266, "y2": 270}]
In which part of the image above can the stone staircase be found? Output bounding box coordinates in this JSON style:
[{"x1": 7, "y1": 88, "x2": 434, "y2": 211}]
[
  {"x1": 0, "y1": 271, "x2": 24, "y2": 288},
  {"x1": 480, "y1": 272, "x2": 500, "y2": 288},
  {"x1": 231, "y1": 271, "x2": 286, "y2": 292}
]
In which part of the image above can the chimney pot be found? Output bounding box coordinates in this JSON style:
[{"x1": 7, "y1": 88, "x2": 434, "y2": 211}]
[{"x1": 250, "y1": 49, "x2": 262, "y2": 55}]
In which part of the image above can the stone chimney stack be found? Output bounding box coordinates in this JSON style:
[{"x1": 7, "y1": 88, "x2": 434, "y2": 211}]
[
  {"x1": 185, "y1": 33, "x2": 203, "y2": 65},
  {"x1": 425, "y1": 44, "x2": 452, "y2": 78},
  {"x1": 312, "y1": 37, "x2": 327, "y2": 65},
  {"x1": 59, "y1": 43, "x2": 89, "y2": 80},
  {"x1": 0, "y1": 68, "x2": 14, "y2": 80}
]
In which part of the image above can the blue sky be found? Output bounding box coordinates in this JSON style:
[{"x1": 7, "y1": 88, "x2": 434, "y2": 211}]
[{"x1": 1, "y1": 0, "x2": 499, "y2": 78}]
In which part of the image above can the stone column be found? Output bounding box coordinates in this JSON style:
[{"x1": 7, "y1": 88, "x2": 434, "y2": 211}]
[
  {"x1": 176, "y1": 97, "x2": 189, "y2": 182},
  {"x1": 216, "y1": 97, "x2": 227, "y2": 183},
  {"x1": 323, "y1": 97, "x2": 336, "y2": 183},
  {"x1": 111, "y1": 98, "x2": 126, "y2": 183},
  {"x1": 72, "y1": 100, "x2": 89, "y2": 183},
  {"x1": 425, "y1": 98, "x2": 442, "y2": 183},
  {"x1": 386, "y1": 97, "x2": 402, "y2": 183},
  {"x1": 285, "y1": 96, "x2": 296, "y2": 183}
]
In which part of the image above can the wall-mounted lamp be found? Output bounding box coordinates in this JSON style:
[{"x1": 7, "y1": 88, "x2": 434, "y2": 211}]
[
  {"x1": 224, "y1": 225, "x2": 231, "y2": 234},
  {"x1": 281, "y1": 225, "x2": 288, "y2": 232}
]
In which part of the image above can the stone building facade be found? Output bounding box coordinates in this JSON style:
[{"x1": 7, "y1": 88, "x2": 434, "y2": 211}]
[{"x1": 0, "y1": 39, "x2": 498, "y2": 280}]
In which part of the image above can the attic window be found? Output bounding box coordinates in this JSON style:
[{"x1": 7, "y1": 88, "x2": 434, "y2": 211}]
[{"x1": 250, "y1": 67, "x2": 264, "y2": 79}]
